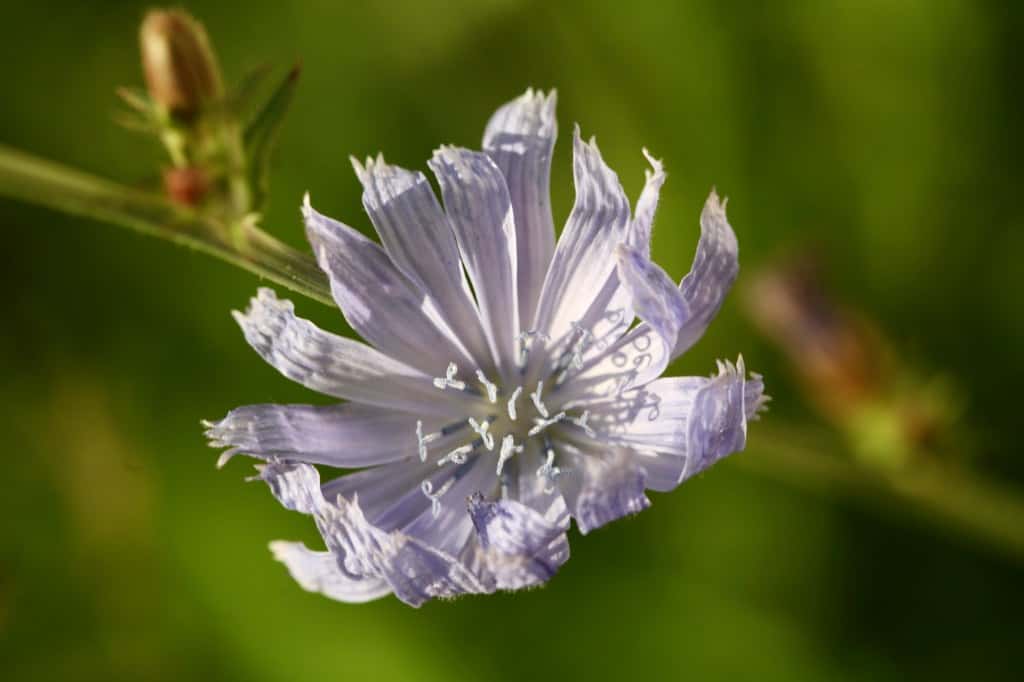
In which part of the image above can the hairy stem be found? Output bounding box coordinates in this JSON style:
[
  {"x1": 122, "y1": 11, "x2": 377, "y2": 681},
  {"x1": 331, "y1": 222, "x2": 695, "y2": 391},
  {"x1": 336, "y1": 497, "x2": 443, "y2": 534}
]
[{"x1": 0, "y1": 144, "x2": 332, "y2": 305}]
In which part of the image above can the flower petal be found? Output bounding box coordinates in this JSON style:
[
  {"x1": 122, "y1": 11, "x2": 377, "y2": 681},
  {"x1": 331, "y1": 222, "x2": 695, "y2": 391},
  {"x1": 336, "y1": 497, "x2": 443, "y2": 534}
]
[
  {"x1": 514, "y1": 440, "x2": 570, "y2": 529},
  {"x1": 553, "y1": 322, "x2": 671, "y2": 404},
  {"x1": 258, "y1": 460, "x2": 492, "y2": 607},
  {"x1": 672, "y1": 190, "x2": 739, "y2": 358},
  {"x1": 322, "y1": 458, "x2": 444, "y2": 531},
  {"x1": 401, "y1": 457, "x2": 496, "y2": 556},
  {"x1": 467, "y1": 492, "x2": 570, "y2": 590},
  {"x1": 629, "y1": 150, "x2": 666, "y2": 254},
  {"x1": 555, "y1": 444, "x2": 650, "y2": 535},
  {"x1": 683, "y1": 356, "x2": 752, "y2": 480},
  {"x1": 586, "y1": 376, "x2": 705, "y2": 455},
  {"x1": 269, "y1": 541, "x2": 392, "y2": 603},
  {"x1": 537, "y1": 151, "x2": 667, "y2": 388},
  {"x1": 234, "y1": 288, "x2": 473, "y2": 418},
  {"x1": 577, "y1": 361, "x2": 763, "y2": 490},
  {"x1": 615, "y1": 243, "x2": 687, "y2": 350},
  {"x1": 204, "y1": 402, "x2": 439, "y2": 468},
  {"x1": 531, "y1": 127, "x2": 631, "y2": 348},
  {"x1": 353, "y1": 156, "x2": 497, "y2": 373},
  {"x1": 429, "y1": 147, "x2": 520, "y2": 378},
  {"x1": 303, "y1": 197, "x2": 474, "y2": 376},
  {"x1": 483, "y1": 89, "x2": 558, "y2": 329}
]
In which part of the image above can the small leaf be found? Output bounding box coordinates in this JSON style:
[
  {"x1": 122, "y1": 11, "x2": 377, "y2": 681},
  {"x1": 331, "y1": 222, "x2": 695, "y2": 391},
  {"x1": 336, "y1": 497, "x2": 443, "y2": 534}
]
[
  {"x1": 226, "y1": 63, "x2": 274, "y2": 125},
  {"x1": 244, "y1": 63, "x2": 300, "y2": 211},
  {"x1": 116, "y1": 86, "x2": 154, "y2": 113}
]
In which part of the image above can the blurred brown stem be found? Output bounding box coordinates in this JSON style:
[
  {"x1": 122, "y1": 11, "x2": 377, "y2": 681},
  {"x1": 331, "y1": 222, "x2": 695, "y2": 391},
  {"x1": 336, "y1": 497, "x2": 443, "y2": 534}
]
[{"x1": 742, "y1": 423, "x2": 1024, "y2": 561}]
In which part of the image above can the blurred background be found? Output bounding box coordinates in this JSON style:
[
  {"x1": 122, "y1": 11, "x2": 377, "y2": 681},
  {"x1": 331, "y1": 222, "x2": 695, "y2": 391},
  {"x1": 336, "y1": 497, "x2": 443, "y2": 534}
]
[{"x1": 2, "y1": 1, "x2": 1023, "y2": 680}]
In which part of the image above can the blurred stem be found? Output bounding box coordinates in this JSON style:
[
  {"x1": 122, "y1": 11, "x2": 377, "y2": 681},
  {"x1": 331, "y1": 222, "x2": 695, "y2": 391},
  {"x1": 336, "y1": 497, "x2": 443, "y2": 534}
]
[
  {"x1": 743, "y1": 424, "x2": 1024, "y2": 561},
  {"x1": 0, "y1": 144, "x2": 332, "y2": 306}
]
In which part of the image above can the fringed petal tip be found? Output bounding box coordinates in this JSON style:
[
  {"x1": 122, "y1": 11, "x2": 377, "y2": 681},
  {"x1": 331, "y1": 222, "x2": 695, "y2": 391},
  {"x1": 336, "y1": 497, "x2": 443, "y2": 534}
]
[
  {"x1": 487, "y1": 88, "x2": 558, "y2": 141},
  {"x1": 348, "y1": 152, "x2": 388, "y2": 182},
  {"x1": 701, "y1": 189, "x2": 736, "y2": 248},
  {"x1": 353, "y1": 153, "x2": 423, "y2": 205},
  {"x1": 236, "y1": 286, "x2": 293, "y2": 320},
  {"x1": 230, "y1": 288, "x2": 303, "y2": 359},
  {"x1": 641, "y1": 148, "x2": 665, "y2": 181},
  {"x1": 683, "y1": 356, "x2": 766, "y2": 479}
]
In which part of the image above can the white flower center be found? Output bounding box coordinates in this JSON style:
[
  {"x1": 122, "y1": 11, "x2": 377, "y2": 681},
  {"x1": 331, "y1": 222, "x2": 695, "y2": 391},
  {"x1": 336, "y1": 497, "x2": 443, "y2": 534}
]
[{"x1": 417, "y1": 329, "x2": 597, "y2": 511}]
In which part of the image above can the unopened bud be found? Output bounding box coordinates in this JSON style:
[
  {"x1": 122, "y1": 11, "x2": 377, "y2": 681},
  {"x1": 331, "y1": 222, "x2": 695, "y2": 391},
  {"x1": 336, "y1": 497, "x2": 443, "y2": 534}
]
[
  {"x1": 140, "y1": 9, "x2": 223, "y2": 119},
  {"x1": 744, "y1": 254, "x2": 883, "y2": 420},
  {"x1": 744, "y1": 253, "x2": 959, "y2": 468}
]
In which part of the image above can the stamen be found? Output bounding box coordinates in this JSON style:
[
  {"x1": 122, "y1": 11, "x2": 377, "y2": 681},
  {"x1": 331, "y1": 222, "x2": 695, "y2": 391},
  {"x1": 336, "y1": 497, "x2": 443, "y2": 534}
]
[
  {"x1": 536, "y1": 446, "x2": 562, "y2": 493},
  {"x1": 468, "y1": 417, "x2": 495, "y2": 451},
  {"x1": 475, "y1": 369, "x2": 498, "y2": 403},
  {"x1": 556, "y1": 322, "x2": 593, "y2": 383},
  {"x1": 530, "y1": 379, "x2": 550, "y2": 418},
  {"x1": 497, "y1": 434, "x2": 524, "y2": 476},
  {"x1": 416, "y1": 420, "x2": 440, "y2": 462},
  {"x1": 433, "y1": 362, "x2": 467, "y2": 391},
  {"x1": 507, "y1": 386, "x2": 523, "y2": 420},
  {"x1": 438, "y1": 444, "x2": 473, "y2": 466},
  {"x1": 421, "y1": 478, "x2": 455, "y2": 518},
  {"x1": 569, "y1": 321, "x2": 592, "y2": 369},
  {"x1": 517, "y1": 329, "x2": 550, "y2": 365},
  {"x1": 528, "y1": 411, "x2": 566, "y2": 437},
  {"x1": 568, "y1": 410, "x2": 596, "y2": 437}
]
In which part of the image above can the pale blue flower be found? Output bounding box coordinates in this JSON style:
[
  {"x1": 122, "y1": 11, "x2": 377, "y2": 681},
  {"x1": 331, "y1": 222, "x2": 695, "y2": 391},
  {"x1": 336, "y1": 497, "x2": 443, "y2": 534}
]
[{"x1": 205, "y1": 89, "x2": 766, "y2": 606}]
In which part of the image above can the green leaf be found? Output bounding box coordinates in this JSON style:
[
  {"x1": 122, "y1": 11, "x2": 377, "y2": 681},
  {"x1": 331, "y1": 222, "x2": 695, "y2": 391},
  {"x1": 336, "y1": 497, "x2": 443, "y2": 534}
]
[
  {"x1": 243, "y1": 64, "x2": 300, "y2": 211},
  {"x1": 225, "y1": 63, "x2": 274, "y2": 125}
]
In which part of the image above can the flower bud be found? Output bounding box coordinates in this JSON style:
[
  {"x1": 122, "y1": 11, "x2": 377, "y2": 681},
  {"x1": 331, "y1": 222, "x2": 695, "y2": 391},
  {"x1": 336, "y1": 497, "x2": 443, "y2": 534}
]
[
  {"x1": 743, "y1": 254, "x2": 883, "y2": 420},
  {"x1": 139, "y1": 9, "x2": 223, "y2": 119}
]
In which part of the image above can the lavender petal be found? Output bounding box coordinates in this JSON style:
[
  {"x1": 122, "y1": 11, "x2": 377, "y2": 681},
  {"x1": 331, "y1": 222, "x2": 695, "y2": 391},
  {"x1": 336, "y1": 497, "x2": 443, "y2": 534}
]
[
  {"x1": 354, "y1": 156, "x2": 497, "y2": 373},
  {"x1": 483, "y1": 89, "x2": 557, "y2": 329},
  {"x1": 430, "y1": 147, "x2": 521, "y2": 378},
  {"x1": 531, "y1": 127, "x2": 631, "y2": 347},
  {"x1": 233, "y1": 288, "x2": 474, "y2": 417},
  {"x1": 672, "y1": 190, "x2": 740, "y2": 359},
  {"x1": 555, "y1": 444, "x2": 651, "y2": 535},
  {"x1": 683, "y1": 357, "x2": 752, "y2": 480},
  {"x1": 269, "y1": 541, "x2": 392, "y2": 603},
  {"x1": 467, "y1": 492, "x2": 570, "y2": 590},
  {"x1": 303, "y1": 197, "x2": 475, "y2": 376},
  {"x1": 259, "y1": 460, "x2": 492, "y2": 607},
  {"x1": 204, "y1": 402, "x2": 438, "y2": 468},
  {"x1": 615, "y1": 243, "x2": 687, "y2": 351}
]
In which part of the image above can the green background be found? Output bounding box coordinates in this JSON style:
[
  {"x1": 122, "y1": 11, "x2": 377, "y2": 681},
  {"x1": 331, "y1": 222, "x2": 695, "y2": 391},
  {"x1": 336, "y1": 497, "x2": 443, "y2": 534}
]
[{"x1": 2, "y1": 1, "x2": 1023, "y2": 680}]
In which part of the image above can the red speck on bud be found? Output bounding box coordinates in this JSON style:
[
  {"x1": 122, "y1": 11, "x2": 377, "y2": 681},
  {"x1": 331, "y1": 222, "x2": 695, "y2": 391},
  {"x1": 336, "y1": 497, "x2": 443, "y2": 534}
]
[{"x1": 163, "y1": 166, "x2": 209, "y2": 206}]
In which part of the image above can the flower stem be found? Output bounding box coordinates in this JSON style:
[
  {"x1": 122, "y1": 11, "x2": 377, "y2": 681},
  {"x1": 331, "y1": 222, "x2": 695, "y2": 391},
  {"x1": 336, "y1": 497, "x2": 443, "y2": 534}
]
[
  {"x1": 0, "y1": 143, "x2": 333, "y2": 306},
  {"x1": 742, "y1": 423, "x2": 1024, "y2": 561}
]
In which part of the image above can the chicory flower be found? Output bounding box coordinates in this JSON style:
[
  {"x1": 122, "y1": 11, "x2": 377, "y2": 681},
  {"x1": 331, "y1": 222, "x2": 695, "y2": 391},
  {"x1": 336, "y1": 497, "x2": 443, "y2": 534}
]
[{"x1": 206, "y1": 89, "x2": 765, "y2": 606}]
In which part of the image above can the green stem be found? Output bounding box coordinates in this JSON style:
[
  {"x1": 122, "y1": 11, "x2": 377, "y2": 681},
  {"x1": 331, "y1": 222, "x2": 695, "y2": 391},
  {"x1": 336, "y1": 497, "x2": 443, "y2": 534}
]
[
  {"x1": 0, "y1": 143, "x2": 333, "y2": 306},
  {"x1": 742, "y1": 424, "x2": 1024, "y2": 561}
]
